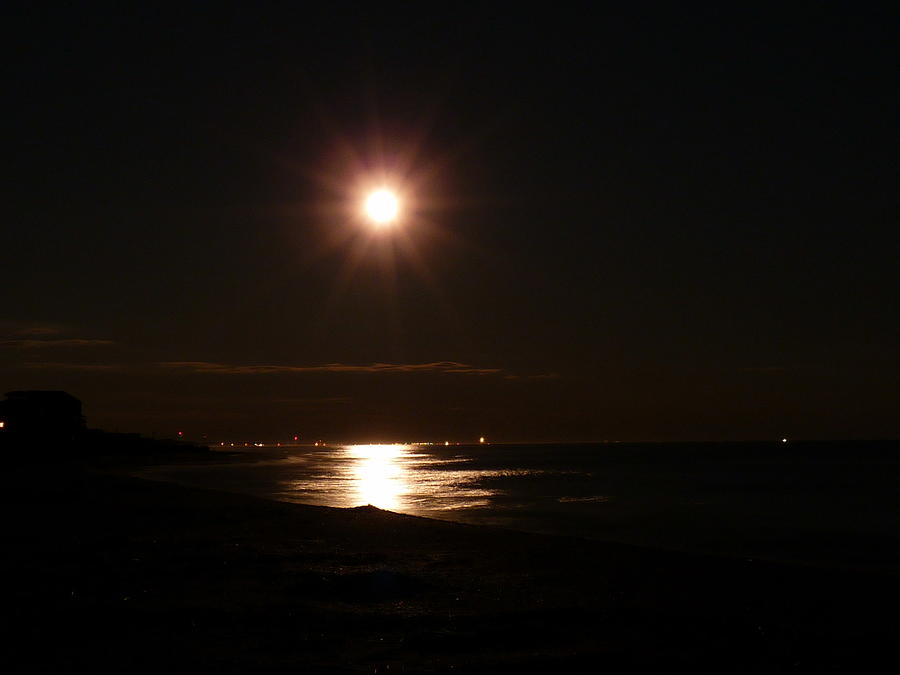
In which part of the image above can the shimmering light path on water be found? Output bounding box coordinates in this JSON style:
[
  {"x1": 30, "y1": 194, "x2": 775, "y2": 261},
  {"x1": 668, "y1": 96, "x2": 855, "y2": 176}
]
[
  {"x1": 141, "y1": 441, "x2": 900, "y2": 570},
  {"x1": 277, "y1": 444, "x2": 500, "y2": 513}
]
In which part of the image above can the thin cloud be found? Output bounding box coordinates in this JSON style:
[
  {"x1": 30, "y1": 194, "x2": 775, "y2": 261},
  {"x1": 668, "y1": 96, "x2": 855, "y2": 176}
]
[
  {"x1": 21, "y1": 362, "x2": 121, "y2": 371},
  {"x1": 1, "y1": 339, "x2": 115, "y2": 349},
  {"x1": 0, "y1": 321, "x2": 67, "y2": 336},
  {"x1": 503, "y1": 373, "x2": 560, "y2": 380},
  {"x1": 271, "y1": 396, "x2": 353, "y2": 406},
  {"x1": 159, "y1": 361, "x2": 504, "y2": 376}
]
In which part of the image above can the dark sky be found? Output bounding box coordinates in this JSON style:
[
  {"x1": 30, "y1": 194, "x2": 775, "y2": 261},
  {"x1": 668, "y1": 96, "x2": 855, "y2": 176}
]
[{"x1": 3, "y1": 3, "x2": 898, "y2": 442}]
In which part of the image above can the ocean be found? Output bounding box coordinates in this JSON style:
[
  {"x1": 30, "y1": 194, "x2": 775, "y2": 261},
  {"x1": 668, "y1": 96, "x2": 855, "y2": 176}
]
[{"x1": 140, "y1": 440, "x2": 900, "y2": 571}]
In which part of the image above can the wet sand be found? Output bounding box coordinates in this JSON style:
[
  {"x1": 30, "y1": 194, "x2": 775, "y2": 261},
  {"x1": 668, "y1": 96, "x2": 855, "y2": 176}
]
[{"x1": 4, "y1": 456, "x2": 898, "y2": 673}]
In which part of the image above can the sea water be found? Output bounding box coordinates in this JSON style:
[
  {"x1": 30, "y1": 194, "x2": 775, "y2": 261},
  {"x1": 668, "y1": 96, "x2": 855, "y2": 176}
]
[{"x1": 141, "y1": 440, "x2": 900, "y2": 570}]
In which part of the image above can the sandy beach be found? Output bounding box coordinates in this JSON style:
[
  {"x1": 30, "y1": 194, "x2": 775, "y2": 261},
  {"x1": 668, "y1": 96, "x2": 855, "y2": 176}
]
[{"x1": 4, "y1": 453, "x2": 898, "y2": 673}]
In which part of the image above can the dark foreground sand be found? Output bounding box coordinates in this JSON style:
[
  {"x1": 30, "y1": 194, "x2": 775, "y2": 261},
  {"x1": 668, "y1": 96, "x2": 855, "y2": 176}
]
[{"x1": 3, "y1": 456, "x2": 898, "y2": 673}]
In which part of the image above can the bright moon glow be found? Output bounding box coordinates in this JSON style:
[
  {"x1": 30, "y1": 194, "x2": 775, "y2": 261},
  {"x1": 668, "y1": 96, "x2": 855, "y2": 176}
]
[{"x1": 365, "y1": 189, "x2": 399, "y2": 224}]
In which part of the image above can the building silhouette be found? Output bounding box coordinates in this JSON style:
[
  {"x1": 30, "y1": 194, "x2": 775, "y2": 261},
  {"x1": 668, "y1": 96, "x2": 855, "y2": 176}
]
[{"x1": 0, "y1": 390, "x2": 86, "y2": 438}]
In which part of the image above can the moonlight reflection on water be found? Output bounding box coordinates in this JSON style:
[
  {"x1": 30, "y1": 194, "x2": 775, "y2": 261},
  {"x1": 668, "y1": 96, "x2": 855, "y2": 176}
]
[
  {"x1": 140, "y1": 441, "x2": 900, "y2": 569},
  {"x1": 278, "y1": 444, "x2": 499, "y2": 513},
  {"x1": 346, "y1": 444, "x2": 409, "y2": 510}
]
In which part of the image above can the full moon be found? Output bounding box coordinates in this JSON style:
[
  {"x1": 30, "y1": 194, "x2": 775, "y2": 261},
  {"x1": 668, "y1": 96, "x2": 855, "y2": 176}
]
[{"x1": 364, "y1": 189, "x2": 399, "y2": 225}]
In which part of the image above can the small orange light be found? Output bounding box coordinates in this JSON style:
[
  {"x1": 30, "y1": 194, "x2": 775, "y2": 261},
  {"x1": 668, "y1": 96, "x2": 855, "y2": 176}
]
[{"x1": 0, "y1": 421, "x2": 5, "y2": 429}]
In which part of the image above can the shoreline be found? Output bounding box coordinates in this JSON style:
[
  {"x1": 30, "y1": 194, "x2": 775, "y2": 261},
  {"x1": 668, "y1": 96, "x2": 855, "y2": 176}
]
[
  {"x1": 139, "y1": 467, "x2": 900, "y2": 577},
  {"x1": 5, "y1": 455, "x2": 900, "y2": 672},
  {"x1": 135, "y1": 441, "x2": 900, "y2": 576}
]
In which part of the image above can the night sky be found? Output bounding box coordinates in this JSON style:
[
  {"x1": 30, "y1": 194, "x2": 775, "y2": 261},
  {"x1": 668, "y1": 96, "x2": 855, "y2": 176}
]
[{"x1": 4, "y1": 4, "x2": 898, "y2": 442}]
